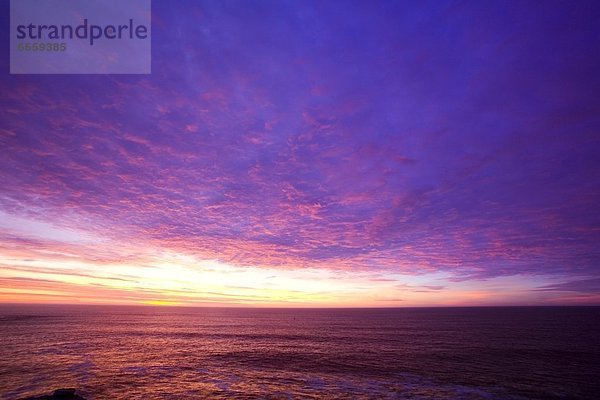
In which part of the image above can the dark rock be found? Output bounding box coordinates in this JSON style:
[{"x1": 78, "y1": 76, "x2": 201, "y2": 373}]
[{"x1": 22, "y1": 388, "x2": 86, "y2": 400}]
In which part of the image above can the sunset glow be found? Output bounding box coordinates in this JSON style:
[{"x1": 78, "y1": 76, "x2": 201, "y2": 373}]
[{"x1": 1, "y1": 1, "x2": 599, "y2": 307}]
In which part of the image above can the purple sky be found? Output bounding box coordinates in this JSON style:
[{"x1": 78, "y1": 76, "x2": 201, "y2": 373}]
[{"x1": 0, "y1": 0, "x2": 599, "y2": 305}]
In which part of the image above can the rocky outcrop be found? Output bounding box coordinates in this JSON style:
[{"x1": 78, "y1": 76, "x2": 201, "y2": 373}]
[{"x1": 23, "y1": 388, "x2": 86, "y2": 400}]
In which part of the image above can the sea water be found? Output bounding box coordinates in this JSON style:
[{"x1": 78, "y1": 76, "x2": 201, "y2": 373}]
[{"x1": 0, "y1": 305, "x2": 598, "y2": 399}]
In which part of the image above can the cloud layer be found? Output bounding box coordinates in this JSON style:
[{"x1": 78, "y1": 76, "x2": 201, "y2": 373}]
[{"x1": 1, "y1": 1, "x2": 599, "y2": 304}]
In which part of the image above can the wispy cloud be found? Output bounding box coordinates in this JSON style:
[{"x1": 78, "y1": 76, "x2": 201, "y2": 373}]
[{"x1": 535, "y1": 279, "x2": 600, "y2": 294}]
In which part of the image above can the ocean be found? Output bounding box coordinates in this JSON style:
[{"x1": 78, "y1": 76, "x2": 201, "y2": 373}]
[{"x1": 0, "y1": 305, "x2": 598, "y2": 399}]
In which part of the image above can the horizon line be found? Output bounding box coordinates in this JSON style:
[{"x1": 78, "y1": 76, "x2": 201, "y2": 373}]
[{"x1": 1, "y1": 302, "x2": 598, "y2": 309}]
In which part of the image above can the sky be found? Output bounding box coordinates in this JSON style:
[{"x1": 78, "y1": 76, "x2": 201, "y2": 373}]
[{"x1": 0, "y1": 0, "x2": 599, "y2": 307}]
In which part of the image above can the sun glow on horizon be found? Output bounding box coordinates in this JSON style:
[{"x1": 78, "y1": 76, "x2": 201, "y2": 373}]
[{"x1": 0, "y1": 211, "x2": 598, "y2": 307}]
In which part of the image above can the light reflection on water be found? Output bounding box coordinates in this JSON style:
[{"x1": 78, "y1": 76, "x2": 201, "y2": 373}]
[{"x1": 0, "y1": 306, "x2": 598, "y2": 399}]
